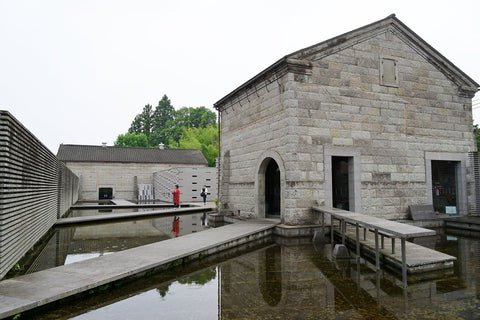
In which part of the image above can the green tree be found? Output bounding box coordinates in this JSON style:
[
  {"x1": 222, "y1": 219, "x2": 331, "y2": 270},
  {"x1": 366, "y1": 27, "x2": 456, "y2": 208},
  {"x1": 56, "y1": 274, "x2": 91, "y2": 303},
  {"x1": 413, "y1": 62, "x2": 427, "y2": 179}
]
[
  {"x1": 194, "y1": 107, "x2": 217, "y2": 128},
  {"x1": 171, "y1": 125, "x2": 218, "y2": 166},
  {"x1": 119, "y1": 95, "x2": 218, "y2": 152},
  {"x1": 175, "y1": 107, "x2": 194, "y2": 129},
  {"x1": 129, "y1": 114, "x2": 143, "y2": 134},
  {"x1": 175, "y1": 106, "x2": 216, "y2": 129},
  {"x1": 474, "y1": 124, "x2": 480, "y2": 151},
  {"x1": 178, "y1": 268, "x2": 217, "y2": 285},
  {"x1": 114, "y1": 132, "x2": 149, "y2": 147},
  {"x1": 153, "y1": 95, "x2": 176, "y2": 146},
  {"x1": 128, "y1": 104, "x2": 155, "y2": 145}
]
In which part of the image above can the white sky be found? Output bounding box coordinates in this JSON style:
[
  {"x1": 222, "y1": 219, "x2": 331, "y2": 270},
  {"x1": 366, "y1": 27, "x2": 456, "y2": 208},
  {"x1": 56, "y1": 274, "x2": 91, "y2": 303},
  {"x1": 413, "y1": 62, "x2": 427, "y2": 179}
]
[{"x1": 1, "y1": 0, "x2": 479, "y2": 154}]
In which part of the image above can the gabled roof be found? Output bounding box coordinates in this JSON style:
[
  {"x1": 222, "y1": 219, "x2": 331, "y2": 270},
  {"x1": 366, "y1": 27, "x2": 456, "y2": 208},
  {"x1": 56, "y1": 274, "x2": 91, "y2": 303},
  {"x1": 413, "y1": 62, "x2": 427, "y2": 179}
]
[
  {"x1": 57, "y1": 144, "x2": 208, "y2": 165},
  {"x1": 214, "y1": 14, "x2": 479, "y2": 109}
]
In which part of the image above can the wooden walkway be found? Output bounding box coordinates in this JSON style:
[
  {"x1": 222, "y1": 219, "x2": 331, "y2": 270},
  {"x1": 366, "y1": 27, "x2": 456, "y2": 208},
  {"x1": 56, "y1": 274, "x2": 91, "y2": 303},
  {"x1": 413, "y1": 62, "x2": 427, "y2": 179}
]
[{"x1": 312, "y1": 206, "x2": 456, "y2": 287}]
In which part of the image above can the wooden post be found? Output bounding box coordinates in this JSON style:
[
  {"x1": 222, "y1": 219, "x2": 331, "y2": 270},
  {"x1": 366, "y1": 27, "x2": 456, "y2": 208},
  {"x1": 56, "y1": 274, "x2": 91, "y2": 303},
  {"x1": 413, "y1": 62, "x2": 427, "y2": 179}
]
[
  {"x1": 330, "y1": 215, "x2": 334, "y2": 245},
  {"x1": 321, "y1": 211, "x2": 325, "y2": 242},
  {"x1": 355, "y1": 223, "x2": 360, "y2": 261},
  {"x1": 375, "y1": 228, "x2": 380, "y2": 271},
  {"x1": 401, "y1": 237, "x2": 407, "y2": 288}
]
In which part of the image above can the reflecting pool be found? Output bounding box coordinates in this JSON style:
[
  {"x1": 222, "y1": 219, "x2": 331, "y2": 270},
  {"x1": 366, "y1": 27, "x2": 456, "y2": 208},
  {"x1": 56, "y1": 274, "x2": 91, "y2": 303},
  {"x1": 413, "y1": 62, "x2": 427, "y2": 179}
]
[
  {"x1": 12, "y1": 211, "x2": 210, "y2": 276},
  {"x1": 30, "y1": 227, "x2": 480, "y2": 319}
]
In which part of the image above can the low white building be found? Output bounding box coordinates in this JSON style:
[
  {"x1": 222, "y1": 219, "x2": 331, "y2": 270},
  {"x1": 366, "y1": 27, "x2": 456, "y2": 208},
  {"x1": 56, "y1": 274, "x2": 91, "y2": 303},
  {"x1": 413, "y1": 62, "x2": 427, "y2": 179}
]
[{"x1": 57, "y1": 144, "x2": 211, "y2": 201}]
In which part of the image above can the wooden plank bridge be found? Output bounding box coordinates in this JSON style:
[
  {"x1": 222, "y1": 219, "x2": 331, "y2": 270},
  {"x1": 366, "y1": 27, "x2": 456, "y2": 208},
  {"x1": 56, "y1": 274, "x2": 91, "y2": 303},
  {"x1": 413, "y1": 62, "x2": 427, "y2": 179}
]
[{"x1": 312, "y1": 206, "x2": 456, "y2": 287}]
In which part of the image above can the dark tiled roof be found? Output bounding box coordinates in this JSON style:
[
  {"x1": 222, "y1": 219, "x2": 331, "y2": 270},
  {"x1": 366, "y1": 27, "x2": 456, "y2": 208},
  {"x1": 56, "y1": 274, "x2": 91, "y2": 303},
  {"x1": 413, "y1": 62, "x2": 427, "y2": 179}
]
[{"x1": 57, "y1": 144, "x2": 208, "y2": 165}]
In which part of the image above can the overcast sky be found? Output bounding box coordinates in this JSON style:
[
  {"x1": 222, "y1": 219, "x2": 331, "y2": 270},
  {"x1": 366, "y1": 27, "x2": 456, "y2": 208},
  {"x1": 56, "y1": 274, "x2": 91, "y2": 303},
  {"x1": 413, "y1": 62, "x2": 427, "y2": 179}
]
[{"x1": 1, "y1": 0, "x2": 479, "y2": 154}]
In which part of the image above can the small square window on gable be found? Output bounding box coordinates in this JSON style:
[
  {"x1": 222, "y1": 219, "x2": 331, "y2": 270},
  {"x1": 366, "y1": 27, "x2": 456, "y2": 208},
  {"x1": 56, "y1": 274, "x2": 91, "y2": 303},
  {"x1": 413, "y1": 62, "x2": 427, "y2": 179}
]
[{"x1": 380, "y1": 57, "x2": 398, "y2": 87}]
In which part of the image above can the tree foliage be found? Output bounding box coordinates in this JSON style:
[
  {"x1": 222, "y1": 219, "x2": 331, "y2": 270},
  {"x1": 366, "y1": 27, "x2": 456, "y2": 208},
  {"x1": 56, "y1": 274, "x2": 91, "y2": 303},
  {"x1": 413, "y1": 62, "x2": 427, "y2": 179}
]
[
  {"x1": 128, "y1": 104, "x2": 154, "y2": 143},
  {"x1": 177, "y1": 268, "x2": 217, "y2": 285},
  {"x1": 115, "y1": 132, "x2": 149, "y2": 147},
  {"x1": 474, "y1": 124, "x2": 480, "y2": 151},
  {"x1": 176, "y1": 106, "x2": 217, "y2": 128},
  {"x1": 115, "y1": 94, "x2": 218, "y2": 166},
  {"x1": 170, "y1": 125, "x2": 218, "y2": 167},
  {"x1": 153, "y1": 95, "x2": 176, "y2": 146}
]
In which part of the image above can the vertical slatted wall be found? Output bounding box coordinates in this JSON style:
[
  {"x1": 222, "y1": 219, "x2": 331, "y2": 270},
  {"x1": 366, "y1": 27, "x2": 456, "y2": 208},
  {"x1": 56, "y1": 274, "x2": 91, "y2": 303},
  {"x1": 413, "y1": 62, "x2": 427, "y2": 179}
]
[
  {"x1": 0, "y1": 111, "x2": 78, "y2": 278},
  {"x1": 469, "y1": 151, "x2": 480, "y2": 215}
]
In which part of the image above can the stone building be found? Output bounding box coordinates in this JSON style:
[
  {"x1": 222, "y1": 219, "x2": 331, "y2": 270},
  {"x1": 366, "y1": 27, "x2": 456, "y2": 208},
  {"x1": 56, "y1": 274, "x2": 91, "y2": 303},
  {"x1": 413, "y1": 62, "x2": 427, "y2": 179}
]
[
  {"x1": 57, "y1": 144, "x2": 210, "y2": 200},
  {"x1": 214, "y1": 15, "x2": 479, "y2": 224}
]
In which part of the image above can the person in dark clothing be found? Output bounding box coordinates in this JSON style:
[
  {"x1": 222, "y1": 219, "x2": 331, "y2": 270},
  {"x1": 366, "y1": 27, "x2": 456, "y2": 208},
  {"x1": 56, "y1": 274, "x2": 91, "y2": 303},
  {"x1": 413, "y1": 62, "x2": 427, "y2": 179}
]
[{"x1": 201, "y1": 185, "x2": 208, "y2": 205}]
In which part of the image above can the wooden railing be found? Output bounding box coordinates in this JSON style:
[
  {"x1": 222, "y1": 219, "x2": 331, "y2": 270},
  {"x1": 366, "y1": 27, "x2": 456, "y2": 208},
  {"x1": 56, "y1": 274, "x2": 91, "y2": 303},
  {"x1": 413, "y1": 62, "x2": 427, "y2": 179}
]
[{"x1": 312, "y1": 206, "x2": 436, "y2": 287}]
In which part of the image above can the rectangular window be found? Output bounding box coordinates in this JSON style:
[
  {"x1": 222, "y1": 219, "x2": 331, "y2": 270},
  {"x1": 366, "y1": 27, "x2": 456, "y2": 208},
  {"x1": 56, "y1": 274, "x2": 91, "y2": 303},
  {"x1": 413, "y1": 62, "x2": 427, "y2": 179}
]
[
  {"x1": 98, "y1": 187, "x2": 113, "y2": 200},
  {"x1": 324, "y1": 147, "x2": 361, "y2": 213},
  {"x1": 380, "y1": 57, "x2": 398, "y2": 87},
  {"x1": 332, "y1": 157, "x2": 351, "y2": 211},
  {"x1": 431, "y1": 160, "x2": 458, "y2": 214},
  {"x1": 425, "y1": 152, "x2": 467, "y2": 215}
]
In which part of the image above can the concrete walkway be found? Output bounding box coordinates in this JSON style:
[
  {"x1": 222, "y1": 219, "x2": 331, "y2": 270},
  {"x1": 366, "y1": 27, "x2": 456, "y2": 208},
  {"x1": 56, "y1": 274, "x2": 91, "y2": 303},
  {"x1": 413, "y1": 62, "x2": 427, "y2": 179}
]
[
  {"x1": 0, "y1": 218, "x2": 278, "y2": 319},
  {"x1": 110, "y1": 199, "x2": 136, "y2": 205},
  {"x1": 56, "y1": 202, "x2": 217, "y2": 226}
]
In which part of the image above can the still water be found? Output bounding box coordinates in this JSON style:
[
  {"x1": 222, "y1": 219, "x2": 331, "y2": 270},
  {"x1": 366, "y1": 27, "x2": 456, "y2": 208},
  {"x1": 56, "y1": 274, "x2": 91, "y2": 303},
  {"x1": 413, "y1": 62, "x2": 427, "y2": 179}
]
[
  {"x1": 31, "y1": 227, "x2": 480, "y2": 319},
  {"x1": 17, "y1": 210, "x2": 210, "y2": 275}
]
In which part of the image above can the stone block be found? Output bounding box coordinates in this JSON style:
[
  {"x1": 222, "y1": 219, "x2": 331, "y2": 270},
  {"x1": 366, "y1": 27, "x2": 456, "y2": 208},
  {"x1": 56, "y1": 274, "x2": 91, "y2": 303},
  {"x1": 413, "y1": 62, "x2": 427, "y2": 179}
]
[{"x1": 408, "y1": 205, "x2": 436, "y2": 220}]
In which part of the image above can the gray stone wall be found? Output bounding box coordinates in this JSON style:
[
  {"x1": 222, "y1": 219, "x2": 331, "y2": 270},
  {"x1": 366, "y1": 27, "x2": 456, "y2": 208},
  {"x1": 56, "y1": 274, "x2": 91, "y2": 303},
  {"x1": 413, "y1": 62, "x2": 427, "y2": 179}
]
[
  {"x1": 219, "y1": 72, "x2": 290, "y2": 219},
  {"x1": 298, "y1": 31, "x2": 475, "y2": 219},
  {"x1": 217, "y1": 27, "x2": 477, "y2": 224},
  {"x1": 0, "y1": 111, "x2": 79, "y2": 279}
]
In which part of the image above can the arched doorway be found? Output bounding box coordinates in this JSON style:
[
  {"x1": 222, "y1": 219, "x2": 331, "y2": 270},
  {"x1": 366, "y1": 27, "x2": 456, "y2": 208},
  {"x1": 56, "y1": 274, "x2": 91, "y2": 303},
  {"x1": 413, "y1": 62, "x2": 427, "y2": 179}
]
[
  {"x1": 256, "y1": 152, "x2": 284, "y2": 220},
  {"x1": 265, "y1": 159, "x2": 280, "y2": 217}
]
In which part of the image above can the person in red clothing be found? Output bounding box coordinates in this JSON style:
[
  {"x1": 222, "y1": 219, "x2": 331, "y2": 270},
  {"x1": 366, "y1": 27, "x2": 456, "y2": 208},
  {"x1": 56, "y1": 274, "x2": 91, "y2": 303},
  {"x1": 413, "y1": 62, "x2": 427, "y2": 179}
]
[
  {"x1": 171, "y1": 216, "x2": 180, "y2": 237},
  {"x1": 172, "y1": 185, "x2": 180, "y2": 208}
]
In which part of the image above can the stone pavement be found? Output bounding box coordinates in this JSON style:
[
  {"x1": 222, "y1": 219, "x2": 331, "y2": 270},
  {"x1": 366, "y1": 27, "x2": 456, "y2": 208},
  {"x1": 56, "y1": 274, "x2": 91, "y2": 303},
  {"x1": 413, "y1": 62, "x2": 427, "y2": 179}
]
[{"x1": 0, "y1": 213, "x2": 278, "y2": 319}]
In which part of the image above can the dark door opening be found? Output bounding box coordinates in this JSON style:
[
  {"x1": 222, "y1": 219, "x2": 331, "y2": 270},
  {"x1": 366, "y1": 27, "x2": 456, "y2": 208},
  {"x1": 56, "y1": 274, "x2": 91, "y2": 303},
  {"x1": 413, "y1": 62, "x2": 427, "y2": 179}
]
[
  {"x1": 265, "y1": 159, "x2": 280, "y2": 217},
  {"x1": 99, "y1": 187, "x2": 113, "y2": 200},
  {"x1": 332, "y1": 156, "x2": 350, "y2": 211},
  {"x1": 432, "y1": 160, "x2": 457, "y2": 214}
]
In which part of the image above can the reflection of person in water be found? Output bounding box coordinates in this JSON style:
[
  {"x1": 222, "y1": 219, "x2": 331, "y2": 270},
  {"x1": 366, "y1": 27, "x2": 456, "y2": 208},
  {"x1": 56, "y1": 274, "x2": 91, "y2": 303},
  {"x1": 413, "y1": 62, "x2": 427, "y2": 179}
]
[
  {"x1": 171, "y1": 216, "x2": 180, "y2": 237},
  {"x1": 201, "y1": 212, "x2": 208, "y2": 227}
]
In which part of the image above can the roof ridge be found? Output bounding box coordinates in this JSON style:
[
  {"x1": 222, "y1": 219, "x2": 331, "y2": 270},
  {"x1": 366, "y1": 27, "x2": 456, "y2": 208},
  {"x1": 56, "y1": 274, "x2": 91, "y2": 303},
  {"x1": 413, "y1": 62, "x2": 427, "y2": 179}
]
[
  {"x1": 57, "y1": 144, "x2": 208, "y2": 165},
  {"x1": 59, "y1": 144, "x2": 204, "y2": 151},
  {"x1": 214, "y1": 14, "x2": 478, "y2": 108}
]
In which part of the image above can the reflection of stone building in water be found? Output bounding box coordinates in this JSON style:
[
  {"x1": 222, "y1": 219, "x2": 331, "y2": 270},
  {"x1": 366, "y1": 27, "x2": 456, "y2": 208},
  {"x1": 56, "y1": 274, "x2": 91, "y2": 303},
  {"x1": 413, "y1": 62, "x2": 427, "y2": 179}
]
[
  {"x1": 214, "y1": 15, "x2": 479, "y2": 224},
  {"x1": 218, "y1": 240, "x2": 479, "y2": 319},
  {"x1": 220, "y1": 244, "x2": 335, "y2": 319}
]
